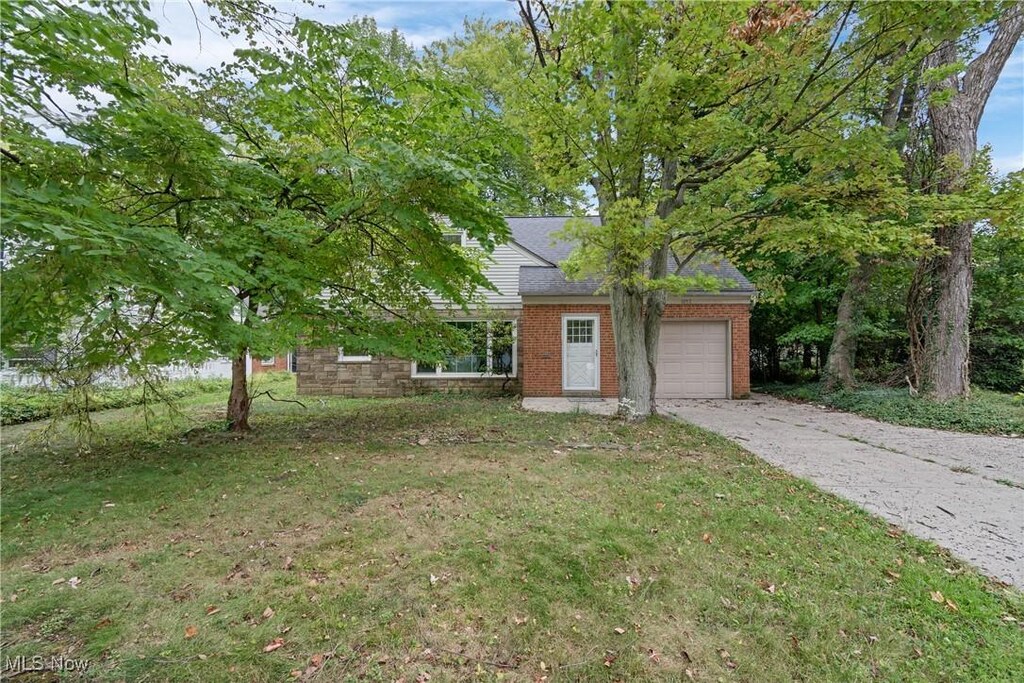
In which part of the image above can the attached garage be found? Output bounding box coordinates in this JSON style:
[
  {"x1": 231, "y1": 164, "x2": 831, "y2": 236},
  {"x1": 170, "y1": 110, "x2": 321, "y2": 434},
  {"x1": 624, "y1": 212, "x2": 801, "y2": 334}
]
[{"x1": 656, "y1": 321, "x2": 730, "y2": 399}]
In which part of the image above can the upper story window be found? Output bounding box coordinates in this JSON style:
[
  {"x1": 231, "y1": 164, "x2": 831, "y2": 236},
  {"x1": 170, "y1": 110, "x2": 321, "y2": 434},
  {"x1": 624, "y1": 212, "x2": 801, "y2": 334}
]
[{"x1": 442, "y1": 230, "x2": 466, "y2": 247}]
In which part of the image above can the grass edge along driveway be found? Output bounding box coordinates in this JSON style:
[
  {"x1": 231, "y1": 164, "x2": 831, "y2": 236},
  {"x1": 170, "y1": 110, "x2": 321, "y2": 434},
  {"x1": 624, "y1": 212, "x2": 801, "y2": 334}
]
[{"x1": 2, "y1": 392, "x2": 1022, "y2": 681}]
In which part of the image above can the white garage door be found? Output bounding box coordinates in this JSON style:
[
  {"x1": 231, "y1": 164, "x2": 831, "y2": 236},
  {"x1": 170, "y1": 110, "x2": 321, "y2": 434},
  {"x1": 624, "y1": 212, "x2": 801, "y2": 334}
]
[{"x1": 656, "y1": 321, "x2": 729, "y2": 399}]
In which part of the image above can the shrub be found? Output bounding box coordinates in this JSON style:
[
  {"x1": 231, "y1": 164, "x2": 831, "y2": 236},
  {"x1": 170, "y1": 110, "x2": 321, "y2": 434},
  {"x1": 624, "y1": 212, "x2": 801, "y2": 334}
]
[
  {"x1": 759, "y1": 382, "x2": 1024, "y2": 436},
  {"x1": 0, "y1": 377, "x2": 234, "y2": 425}
]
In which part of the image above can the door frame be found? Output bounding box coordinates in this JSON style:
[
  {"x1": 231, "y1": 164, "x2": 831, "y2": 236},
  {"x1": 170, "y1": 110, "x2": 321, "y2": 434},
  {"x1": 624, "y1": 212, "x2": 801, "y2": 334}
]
[
  {"x1": 657, "y1": 319, "x2": 733, "y2": 399},
  {"x1": 561, "y1": 313, "x2": 600, "y2": 392}
]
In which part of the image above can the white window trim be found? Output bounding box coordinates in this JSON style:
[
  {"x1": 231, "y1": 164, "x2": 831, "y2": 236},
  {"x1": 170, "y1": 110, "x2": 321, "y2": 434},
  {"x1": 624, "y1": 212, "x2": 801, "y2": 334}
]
[
  {"x1": 412, "y1": 320, "x2": 517, "y2": 379},
  {"x1": 338, "y1": 348, "x2": 373, "y2": 363},
  {"x1": 443, "y1": 230, "x2": 467, "y2": 247},
  {"x1": 562, "y1": 314, "x2": 600, "y2": 391},
  {"x1": 260, "y1": 357, "x2": 277, "y2": 366}
]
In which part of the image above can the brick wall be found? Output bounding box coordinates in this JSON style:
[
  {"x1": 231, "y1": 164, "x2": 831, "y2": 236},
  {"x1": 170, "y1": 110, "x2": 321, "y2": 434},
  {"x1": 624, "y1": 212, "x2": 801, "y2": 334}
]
[
  {"x1": 296, "y1": 347, "x2": 521, "y2": 397},
  {"x1": 252, "y1": 354, "x2": 289, "y2": 374},
  {"x1": 520, "y1": 304, "x2": 619, "y2": 398},
  {"x1": 521, "y1": 302, "x2": 751, "y2": 399}
]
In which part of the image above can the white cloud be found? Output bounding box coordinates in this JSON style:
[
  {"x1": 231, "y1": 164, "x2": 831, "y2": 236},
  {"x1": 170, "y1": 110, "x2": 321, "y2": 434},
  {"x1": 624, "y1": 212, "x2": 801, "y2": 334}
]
[{"x1": 991, "y1": 152, "x2": 1024, "y2": 175}]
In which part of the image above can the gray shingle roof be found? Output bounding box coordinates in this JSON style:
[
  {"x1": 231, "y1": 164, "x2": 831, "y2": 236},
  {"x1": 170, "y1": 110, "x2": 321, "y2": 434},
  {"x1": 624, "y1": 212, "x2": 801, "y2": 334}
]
[
  {"x1": 506, "y1": 216, "x2": 755, "y2": 297},
  {"x1": 507, "y1": 216, "x2": 599, "y2": 265}
]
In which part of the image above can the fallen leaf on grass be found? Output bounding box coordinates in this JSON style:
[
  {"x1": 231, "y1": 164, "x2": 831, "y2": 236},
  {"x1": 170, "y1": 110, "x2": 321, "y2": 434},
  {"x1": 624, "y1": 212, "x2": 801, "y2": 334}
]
[
  {"x1": 67, "y1": 577, "x2": 81, "y2": 589},
  {"x1": 613, "y1": 627, "x2": 626, "y2": 634},
  {"x1": 647, "y1": 648, "x2": 661, "y2": 664},
  {"x1": 945, "y1": 599, "x2": 959, "y2": 612},
  {"x1": 263, "y1": 637, "x2": 285, "y2": 653},
  {"x1": 262, "y1": 606, "x2": 275, "y2": 620},
  {"x1": 701, "y1": 533, "x2": 713, "y2": 544},
  {"x1": 205, "y1": 606, "x2": 220, "y2": 616},
  {"x1": 284, "y1": 556, "x2": 294, "y2": 570},
  {"x1": 185, "y1": 625, "x2": 198, "y2": 639},
  {"x1": 513, "y1": 615, "x2": 528, "y2": 625},
  {"x1": 930, "y1": 591, "x2": 945, "y2": 603},
  {"x1": 757, "y1": 580, "x2": 776, "y2": 594}
]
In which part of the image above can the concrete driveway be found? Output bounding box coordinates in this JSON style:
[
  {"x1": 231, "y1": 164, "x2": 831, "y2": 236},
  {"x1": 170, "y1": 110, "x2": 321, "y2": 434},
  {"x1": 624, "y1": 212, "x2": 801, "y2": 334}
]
[{"x1": 662, "y1": 394, "x2": 1024, "y2": 586}]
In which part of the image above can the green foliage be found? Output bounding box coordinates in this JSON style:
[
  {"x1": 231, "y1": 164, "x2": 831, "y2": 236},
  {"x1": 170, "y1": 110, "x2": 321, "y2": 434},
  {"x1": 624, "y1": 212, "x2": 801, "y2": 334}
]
[
  {"x1": 480, "y1": 1, "x2": 987, "y2": 297},
  {"x1": 1, "y1": 3, "x2": 522, "y2": 400},
  {"x1": 762, "y1": 382, "x2": 1024, "y2": 436},
  {"x1": 972, "y1": 172, "x2": 1024, "y2": 393},
  {"x1": 0, "y1": 375, "x2": 292, "y2": 426}
]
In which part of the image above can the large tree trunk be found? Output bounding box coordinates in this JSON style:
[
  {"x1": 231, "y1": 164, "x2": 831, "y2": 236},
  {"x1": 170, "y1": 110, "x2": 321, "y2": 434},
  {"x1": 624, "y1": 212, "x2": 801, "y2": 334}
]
[
  {"x1": 908, "y1": 9, "x2": 1022, "y2": 400},
  {"x1": 611, "y1": 283, "x2": 653, "y2": 419},
  {"x1": 823, "y1": 258, "x2": 876, "y2": 391},
  {"x1": 227, "y1": 350, "x2": 251, "y2": 432},
  {"x1": 643, "y1": 235, "x2": 670, "y2": 413},
  {"x1": 603, "y1": 159, "x2": 682, "y2": 420}
]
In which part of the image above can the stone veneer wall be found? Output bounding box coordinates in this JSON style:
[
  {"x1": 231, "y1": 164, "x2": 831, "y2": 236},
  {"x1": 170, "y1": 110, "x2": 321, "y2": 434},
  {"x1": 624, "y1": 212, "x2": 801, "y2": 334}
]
[{"x1": 296, "y1": 346, "x2": 521, "y2": 397}]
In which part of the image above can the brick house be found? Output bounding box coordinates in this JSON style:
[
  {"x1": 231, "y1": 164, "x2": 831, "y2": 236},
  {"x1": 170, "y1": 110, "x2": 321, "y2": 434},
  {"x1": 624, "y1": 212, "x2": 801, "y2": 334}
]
[{"x1": 296, "y1": 216, "x2": 755, "y2": 399}]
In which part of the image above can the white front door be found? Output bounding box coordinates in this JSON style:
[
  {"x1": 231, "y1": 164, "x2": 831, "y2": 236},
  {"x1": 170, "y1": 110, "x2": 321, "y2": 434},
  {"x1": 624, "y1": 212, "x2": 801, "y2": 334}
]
[{"x1": 562, "y1": 315, "x2": 599, "y2": 391}]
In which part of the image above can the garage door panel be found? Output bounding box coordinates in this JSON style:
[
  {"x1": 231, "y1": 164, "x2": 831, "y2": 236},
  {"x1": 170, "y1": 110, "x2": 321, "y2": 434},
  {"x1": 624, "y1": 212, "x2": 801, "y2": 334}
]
[{"x1": 656, "y1": 321, "x2": 729, "y2": 399}]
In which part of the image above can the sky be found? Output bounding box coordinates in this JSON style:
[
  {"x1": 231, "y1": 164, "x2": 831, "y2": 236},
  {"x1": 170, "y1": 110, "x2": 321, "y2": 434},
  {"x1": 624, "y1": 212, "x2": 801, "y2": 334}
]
[{"x1": 151, "y1": 0, "x2": 1024, "y2": 175}]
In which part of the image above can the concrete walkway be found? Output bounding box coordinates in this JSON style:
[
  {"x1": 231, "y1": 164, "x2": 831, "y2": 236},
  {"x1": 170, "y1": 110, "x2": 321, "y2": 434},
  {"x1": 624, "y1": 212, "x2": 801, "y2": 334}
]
[{"x1": 662, "y1": 394, "x2": 1024, "y2": 586}]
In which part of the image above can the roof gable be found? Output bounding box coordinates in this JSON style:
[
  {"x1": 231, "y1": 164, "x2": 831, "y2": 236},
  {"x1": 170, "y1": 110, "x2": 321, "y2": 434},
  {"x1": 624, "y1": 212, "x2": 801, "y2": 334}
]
[{"x1": 504, "y1": 216, "x2": 755, "y2": 297}]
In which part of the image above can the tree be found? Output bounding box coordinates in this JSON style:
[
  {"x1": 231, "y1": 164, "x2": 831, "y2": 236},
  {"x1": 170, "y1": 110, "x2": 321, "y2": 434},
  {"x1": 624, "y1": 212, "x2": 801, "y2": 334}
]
[
  {"x1": 1, "y1": 3, "x2": 516, "y2": 431},
  {"x1": 821, "y1": 35, "x2": 931, "y2": 390},
  {"x1": 486, "y1": 0, "x2": 923, "y2": 417},
  {"x1": 907, "y1": 4, "x2": 1023, "y2": 399}
]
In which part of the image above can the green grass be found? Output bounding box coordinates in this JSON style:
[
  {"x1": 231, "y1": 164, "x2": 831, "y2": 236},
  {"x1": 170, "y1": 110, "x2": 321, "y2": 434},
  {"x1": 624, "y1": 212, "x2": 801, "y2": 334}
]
[
  {"x1": 759, "y1": 382, "x2": 1024, "y2": 436},
  {"x1": 1, "y1": 380, "x2": 1022, "y2": 681},
  {"x1": 1, "y1": 373, "x2": 294, "y2": 426}
]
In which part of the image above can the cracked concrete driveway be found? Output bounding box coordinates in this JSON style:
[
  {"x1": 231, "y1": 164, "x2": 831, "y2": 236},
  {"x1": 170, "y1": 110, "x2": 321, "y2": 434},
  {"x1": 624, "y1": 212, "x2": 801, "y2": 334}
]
[{"x1": 663, "y1": 394, "x2": 1024, "y2": 586}]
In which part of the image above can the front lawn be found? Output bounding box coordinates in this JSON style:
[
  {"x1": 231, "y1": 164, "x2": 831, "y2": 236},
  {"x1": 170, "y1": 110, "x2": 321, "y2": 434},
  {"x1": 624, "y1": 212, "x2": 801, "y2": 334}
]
[
  {"x1": 1, "y1": 385, "x2": 1021, "y2": 681},
  {"x1": 759, "y1": 382, "x2": 1024, "y2": 436}
]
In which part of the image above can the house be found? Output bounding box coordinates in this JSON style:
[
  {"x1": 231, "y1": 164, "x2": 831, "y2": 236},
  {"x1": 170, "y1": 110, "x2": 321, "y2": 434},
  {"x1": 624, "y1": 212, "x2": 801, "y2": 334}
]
[{"x1": 296, "y1": 216, "x2": 754, "y2": 399}]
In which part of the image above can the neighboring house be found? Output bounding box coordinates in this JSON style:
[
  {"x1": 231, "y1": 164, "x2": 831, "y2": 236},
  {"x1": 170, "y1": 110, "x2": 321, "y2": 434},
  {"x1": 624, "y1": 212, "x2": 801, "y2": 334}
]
[
  {"x1": 251, "y1": 351, "x2": 297, "y2": 375},
  {"x1": 296, "y1": 216, "x2": 755, "y2": 399}
]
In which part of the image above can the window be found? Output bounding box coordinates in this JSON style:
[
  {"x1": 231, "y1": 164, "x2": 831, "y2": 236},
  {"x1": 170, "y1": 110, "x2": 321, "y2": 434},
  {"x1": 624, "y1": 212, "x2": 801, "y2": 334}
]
[
  {"x1": 2, "y1": 347, "x2": 47, "y2": 370},
  {"x1": 413, "y1": 320, "x2": 517, "y2": 377},
  {"x1": 442, "y1": 231, "x2": 465, "y2": 247},
  {"x1": 565, "y1": 318, "x2": 594, "y2": 344},
  {"x1": 338, "y1": 344, "x2": 372, "y2": 363},
  {"x1": 260, "y1": 357, "x2": 276, "y2": 366}
]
